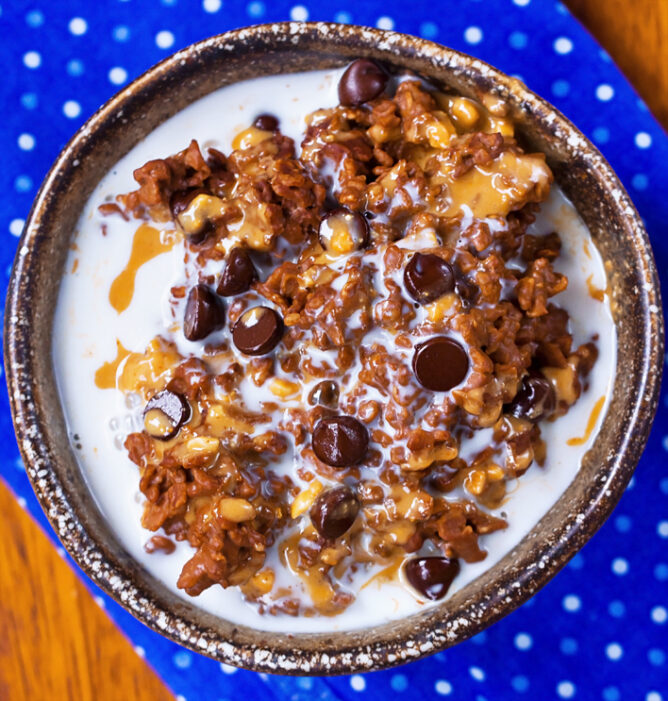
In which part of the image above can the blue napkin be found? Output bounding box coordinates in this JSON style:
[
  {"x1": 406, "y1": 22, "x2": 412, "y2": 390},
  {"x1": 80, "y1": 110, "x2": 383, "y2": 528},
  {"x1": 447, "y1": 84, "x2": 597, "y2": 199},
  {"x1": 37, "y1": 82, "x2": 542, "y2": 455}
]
[{"x1": 1, "y1": 1, "x2": 667, "y2": 699}]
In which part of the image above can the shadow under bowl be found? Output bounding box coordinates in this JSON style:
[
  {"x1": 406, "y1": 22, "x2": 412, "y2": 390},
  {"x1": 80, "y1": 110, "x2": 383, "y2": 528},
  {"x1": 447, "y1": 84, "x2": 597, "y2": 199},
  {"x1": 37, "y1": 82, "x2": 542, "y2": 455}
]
[{"x1": 4, "y1": 22, "x2": 664, "y2": 674}]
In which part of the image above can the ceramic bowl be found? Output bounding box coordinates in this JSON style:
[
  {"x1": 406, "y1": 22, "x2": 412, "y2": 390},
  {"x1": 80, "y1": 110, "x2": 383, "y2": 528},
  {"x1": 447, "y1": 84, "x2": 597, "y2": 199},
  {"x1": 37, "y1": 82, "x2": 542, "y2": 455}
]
[{"x1": 4, "y1": 22, "x2": 663, "y2": 674}]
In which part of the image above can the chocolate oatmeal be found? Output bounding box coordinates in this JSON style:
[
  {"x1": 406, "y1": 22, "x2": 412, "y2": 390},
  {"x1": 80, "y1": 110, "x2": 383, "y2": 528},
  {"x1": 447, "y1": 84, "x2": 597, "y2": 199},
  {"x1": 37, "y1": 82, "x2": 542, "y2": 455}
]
[{"x1": 100, "y1": 60, "x2": 600, "y2": 616}]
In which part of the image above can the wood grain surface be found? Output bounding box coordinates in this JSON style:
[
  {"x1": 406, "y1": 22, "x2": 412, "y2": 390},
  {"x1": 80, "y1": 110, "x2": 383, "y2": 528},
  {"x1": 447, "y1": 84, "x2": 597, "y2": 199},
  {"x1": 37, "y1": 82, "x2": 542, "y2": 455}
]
[{"x1": 1, "y1": 3, "x2": 666, "y2": 699}]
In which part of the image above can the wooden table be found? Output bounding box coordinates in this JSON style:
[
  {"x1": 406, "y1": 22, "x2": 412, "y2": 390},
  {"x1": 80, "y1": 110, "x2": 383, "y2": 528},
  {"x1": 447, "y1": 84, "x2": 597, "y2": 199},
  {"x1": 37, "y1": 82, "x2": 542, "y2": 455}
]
[{"x1": 1, "y1": 2, "x2": 666, "y2": 698}]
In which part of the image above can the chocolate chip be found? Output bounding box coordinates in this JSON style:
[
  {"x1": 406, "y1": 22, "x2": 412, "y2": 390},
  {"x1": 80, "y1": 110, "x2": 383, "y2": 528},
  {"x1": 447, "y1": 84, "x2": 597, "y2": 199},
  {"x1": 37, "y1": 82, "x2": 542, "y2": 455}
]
[
  {"x1": 217, "y1": 248, "x2": 258, "y2": 296},
  {"x1": 183, "y1": 284, "x2": 225, "y2": 341},
  {"x1": 455, "y1": 275, "x2": 479, "y2": 309},
  {"x1": 507, "y1": 372, "x2": 556, "y2": 422},
  {"x1": 143, "y1": 389, "x2": 190, "y2": 440},
  {"x1": 404, "y1": 556, "x2": 460, "y2": 600},
  {"x1": 170, "y1": 188, "x2": 214, "y2": 244},
  {"x1": 338, "y1": 59, "x2": 388, "y2": 106},
  {"x1": 232, "y1": 306, "x2": 283, "y2": 355},
  {"x1": 413, "y1": 337, "x2": 469, "y2": 391},
  {"x1": 312, "y1": 415, "x2": 369, "y2": 467},
  {"x1": 253, "y1": 114, "x2": 279, "y2": 131},
  {"x1": 308, "y1": 380, "x2": 340, "y2": 408},
  {"x1": 310, "y1": 486, "x2": 360, "y2": 540},
  {"x1": 169, "y1": 188, "x2": 208, "y2": 219},
  {"x1": 319, "y1": 208, "x2": 369, "y2": 254},
  {"x1": 404, "y1": 253, "x2": 455, "y2": 304}
]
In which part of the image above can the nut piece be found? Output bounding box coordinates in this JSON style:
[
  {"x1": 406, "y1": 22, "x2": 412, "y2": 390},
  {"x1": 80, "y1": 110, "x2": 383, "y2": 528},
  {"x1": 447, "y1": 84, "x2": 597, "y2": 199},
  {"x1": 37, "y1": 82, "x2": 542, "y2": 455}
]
[
  {"x1": 449, "y1": 97, "x2": 480, "y2": 130},
  {"x1": 291, "y1": 480, "x2": 324, "y2": 518},
  {"x1": 269, "y1": 378, "x2": 301, "y2": 399},
  {"x1": 218, "y1": 497, "x2": 256, "y2": 523}
]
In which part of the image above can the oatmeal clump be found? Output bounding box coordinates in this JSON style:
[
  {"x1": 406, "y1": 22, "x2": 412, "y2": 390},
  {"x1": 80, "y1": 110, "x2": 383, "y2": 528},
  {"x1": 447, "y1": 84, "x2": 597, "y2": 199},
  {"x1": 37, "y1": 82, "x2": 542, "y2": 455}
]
[{"x1": 110, "y1": 60, "x2": 598, "y2": 614}]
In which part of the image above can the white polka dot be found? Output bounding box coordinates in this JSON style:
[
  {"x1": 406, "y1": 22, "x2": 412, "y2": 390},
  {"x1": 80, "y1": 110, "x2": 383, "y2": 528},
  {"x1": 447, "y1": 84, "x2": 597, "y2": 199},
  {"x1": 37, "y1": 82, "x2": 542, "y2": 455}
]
[
  {"x1": 651, "y1": 606, "x2": 667, "y2": 624},
  {"x1": 635, "y1": 132, "x2": 652, "y2": 149},
  {"x1": 9, "y1": 219, "x2": 24, "y2": 237},
  {"x1": 611, "y1": 557, "x2": 629, "y2": 575},
  {"x1": 513, "y1": 0, "x2": 530, "y2": 5},
  {"x1": 134, "y1": 645, "x2": 146, "y2": 658},
  {"x1": 63, "y1": 100, "x2": 82, "y2": 119},
  {"x1": 563, "y1": 594, "x2": 581, "y2": 612},
  {"x1": 57, "y1": 547, "x2": 67, "y2": 558},
  {"x1": 464, "y1": 26, "x2": 483, "y2": 45},
  {"x1": 606, "y1": 642, "x2": 623, "y2": 660},
  {"x1": 17, "y1": 497, "x2": 27, "y2": 509},
  {"x1": 557, "y1": 681, "x2": 576, "y2": 698},
  {"x1": 26, "y1": 10, "x2": 44, "y2": 27},
  {"x1": 68, "y1": 17, "x2": 87, "y2": 35},
  {"x1": 658, "y1": 521, "x2": 668, "y2": 538},
  {"x1": 203, "y1": 0, "x2": 222, "y2": 10},
  {"x1": 596, "y1": 84, "x2": 615, "y2": 101},
  {"x1": 15, "y1": 175, "x2": 32, "y2": 193},
  {"x1": 220, "y1": 663, "x2": 237, "y2": 674},
  {"x1": 108, "y1": 67, "x2": 128, "y2": 85},
  {"x1": 514, "y1": 632, "x2": 533, "y2": 650},
  {"x1": 435, "y1": 680, "x2": 453, "y2": 695},
  {"x1": 647, "y1": 694, "x2": 663, "y2": 701},
  {"x1": 94, "y1": 596, "x2": 106, "y2": 608},
  {"x1": 156, "y1": 30, "x2": 175, "y2": 49},
  {"x1": 335, "y1": 11, "x2": 351, "y2": 23},
  {"x1": 469, "y1": 666, "x2": 485, "y2": 681},
  {"x1": 350, "y1": 675, "x2": 366, "y2": 691},
  {"x1": 247, "y1": 1, "x2": 265, "y2": 17},
  {"x1": 376, "y1": 16, "x2": 394, "y2": 30},
  {"x1": 17, "y1": 133, "x2": 35, "y2": 151},
  {"x1": 113, "y1": 25, "x2": 130, "y2": 42},
  {"x1": 67, "y1": 59, "x2": 84, "y2": 76},
  {"x1": 175, "y1": 696, "x2": 186, "y2": 701},
  {"x1": 553, "y1": 37, "x2": 573, "y2": 54},
  {"x1": 290, "y1": 5, "x2": 309, "y2": 21},
  {"x1": 23, "y1": 51, "x2": 41, "y2": 69}
]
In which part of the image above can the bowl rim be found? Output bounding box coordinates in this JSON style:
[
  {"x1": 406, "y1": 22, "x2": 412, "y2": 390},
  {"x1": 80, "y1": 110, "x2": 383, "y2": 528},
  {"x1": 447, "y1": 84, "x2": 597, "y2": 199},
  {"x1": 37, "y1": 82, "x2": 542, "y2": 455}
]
[{"x1": 4, "y1": 21, "x2": 664, "y2": 675}]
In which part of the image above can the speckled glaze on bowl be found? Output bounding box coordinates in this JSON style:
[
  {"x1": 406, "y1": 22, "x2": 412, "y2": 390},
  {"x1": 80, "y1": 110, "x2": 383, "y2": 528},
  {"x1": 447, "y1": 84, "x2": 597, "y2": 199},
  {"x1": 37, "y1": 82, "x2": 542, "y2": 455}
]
[{"x1": 4, "y1": 23, "x2": 664, "y2": 674}]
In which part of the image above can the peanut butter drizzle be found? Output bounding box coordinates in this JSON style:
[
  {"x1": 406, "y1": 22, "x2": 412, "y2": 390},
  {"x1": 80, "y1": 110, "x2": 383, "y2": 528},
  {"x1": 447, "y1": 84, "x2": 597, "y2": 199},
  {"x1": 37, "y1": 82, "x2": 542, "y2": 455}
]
[
  {"x1": 566, "y1": 395, "x2": 606, "y2": 446},
  {"x1": 94, "y1": 339, "x2": 130, "y2": 390},
  {"x1": 360, "y1": 556, "x2": 403, "y2": 591},
  {"x1": 109, "y1": 224, "x2": 175, "y2": 313},
  {"x1": 445, "y1": 150, "x2": 551, "y2": 219},
  {"x1": 586, "y1": 274, "x2": 605, "y2": 302}
]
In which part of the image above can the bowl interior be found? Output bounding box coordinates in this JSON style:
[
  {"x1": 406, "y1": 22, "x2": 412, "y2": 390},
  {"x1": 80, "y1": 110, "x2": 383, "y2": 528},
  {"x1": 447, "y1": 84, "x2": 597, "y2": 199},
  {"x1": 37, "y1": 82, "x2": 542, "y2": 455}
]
[{"x1": 5, "y1": 23, "x2": 663, "y2": 674}]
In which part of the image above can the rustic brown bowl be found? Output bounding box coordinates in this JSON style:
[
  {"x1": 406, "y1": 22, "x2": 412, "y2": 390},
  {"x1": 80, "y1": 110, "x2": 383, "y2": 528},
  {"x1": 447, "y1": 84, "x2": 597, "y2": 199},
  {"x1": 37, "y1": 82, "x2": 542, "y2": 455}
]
[{"x1": 4, "y1": 22, "x2": 663, "y2": 674}]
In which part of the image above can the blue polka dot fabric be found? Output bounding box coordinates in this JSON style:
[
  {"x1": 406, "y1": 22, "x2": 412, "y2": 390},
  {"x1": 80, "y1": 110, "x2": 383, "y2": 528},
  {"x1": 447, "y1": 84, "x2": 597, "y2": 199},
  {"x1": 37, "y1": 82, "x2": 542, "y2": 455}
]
[{"x1": 1, "y1": 1, "x2": 667, "y2": 699}]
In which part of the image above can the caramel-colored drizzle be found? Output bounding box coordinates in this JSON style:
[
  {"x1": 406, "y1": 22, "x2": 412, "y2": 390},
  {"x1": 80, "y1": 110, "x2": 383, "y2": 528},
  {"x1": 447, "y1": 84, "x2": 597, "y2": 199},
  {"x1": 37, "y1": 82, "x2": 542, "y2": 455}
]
[
  {"x1": 566, "y1": 395, "x2": 606, "y2": 446},
  {"x1": 360, "y1": 557, "x2": 403, "y2": 591},
  {"x1": 94, "y1": 339, "x2": 130, "y2": 390},
  {"x1": 109, "y1": 224, "x2": 175, "y2": 313},
  {"x1": 586, "y1": 274, "x2": 605, "y2": 302}
]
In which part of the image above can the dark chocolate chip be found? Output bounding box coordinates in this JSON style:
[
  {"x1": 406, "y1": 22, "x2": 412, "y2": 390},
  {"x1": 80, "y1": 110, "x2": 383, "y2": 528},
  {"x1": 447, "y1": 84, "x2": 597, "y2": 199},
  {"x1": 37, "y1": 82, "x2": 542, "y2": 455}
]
[
  {"x1": 169, "y1": 188, "x2": 208, "y2": 219},
  {"x1": 253, "y1": 114, "x2": 279, "y2": 131},
  {"x1": 319, "y1": 207, "x2": 369, "y2": 254},
  {"x1": 404, "y1": 253, "x2": 455, "y2": 304},
  {"x1": 413, "y1": 337, "x2": 469, "y2": 391},
  {"x1": 338, "y1": 59, "x2": 388, "y2": 106},
  {"x1": 312, "y1": 415, "x2": 369, "y2": 467},
  {"x1": 170, "y1": 188, "x2": 215, "y2": 244},
  {"x1": 143, "y1": 389, "x2": 190, "y2": 440},
  {"x1": 310, "y1": 486, "x2": 360, "y2": 540},
  {"x1": 507, "y1": 372, "x2": 556, "y2": 422},
  {"x1": 217, "y1": 248, "x2": 258, "y2": 296},
  {"x1": 455, "y1": 275, "x2": 479, "y2": 309},
  {"x1": 232, "y1": 306, "x2": 284, "y2": 355},
  {"x1": 404, "y1": 556, "x2": 460, "y2": 600},
  {"x1": 183, "y1": 284, "x2": 225, "y2": 341},
  {"x1": 308, "y1": 380, "x2": 340, "y2": 408}
]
